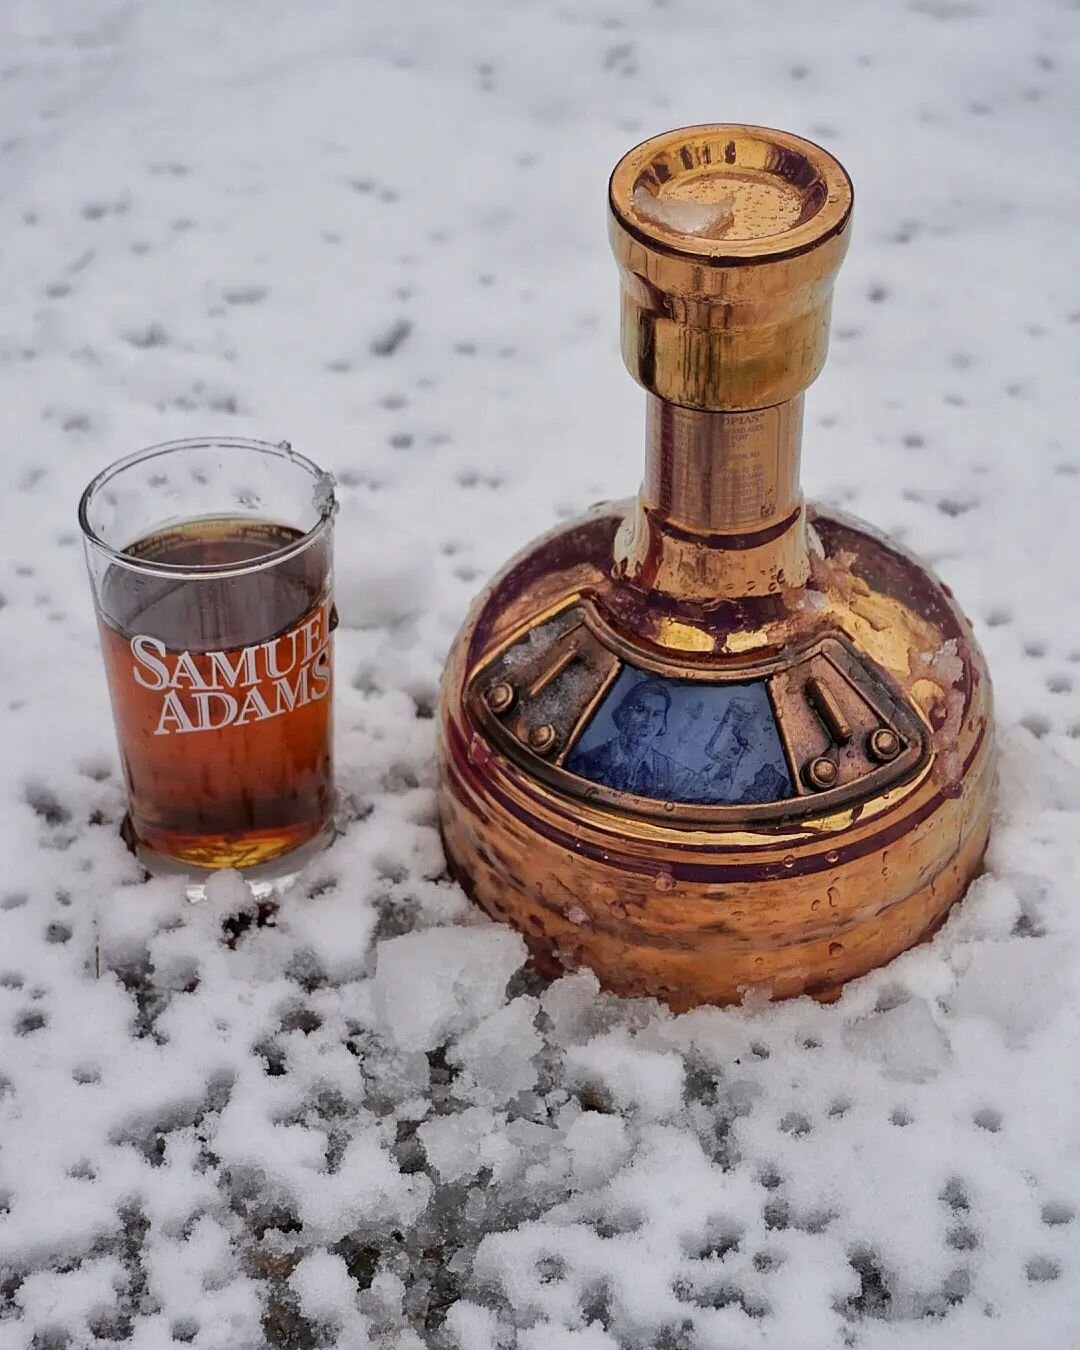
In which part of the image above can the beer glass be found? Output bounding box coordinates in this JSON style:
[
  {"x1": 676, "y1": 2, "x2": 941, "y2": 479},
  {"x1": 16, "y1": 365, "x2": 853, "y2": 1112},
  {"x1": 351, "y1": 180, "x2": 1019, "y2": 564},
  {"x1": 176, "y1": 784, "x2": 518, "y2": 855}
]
[{"x1": 79, "y1": 437, "x2": 337, "y2": 894}]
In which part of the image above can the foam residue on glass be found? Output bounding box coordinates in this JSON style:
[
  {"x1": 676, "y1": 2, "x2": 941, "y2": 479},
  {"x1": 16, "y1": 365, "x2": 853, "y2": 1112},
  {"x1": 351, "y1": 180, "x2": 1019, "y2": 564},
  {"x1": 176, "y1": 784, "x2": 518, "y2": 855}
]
[{"x1": 312, "y1": 470, "x2": 338, "y2": 524}]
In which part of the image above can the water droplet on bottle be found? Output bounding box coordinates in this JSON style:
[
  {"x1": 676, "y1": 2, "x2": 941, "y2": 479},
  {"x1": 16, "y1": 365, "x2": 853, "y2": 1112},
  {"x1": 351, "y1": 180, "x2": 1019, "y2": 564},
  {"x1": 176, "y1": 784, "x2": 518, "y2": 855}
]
[
  {"x1": 783, "y1": 855, "x2": 795, "y2": 869},
  {"x1": 826, "y1": 849, "x2": 840, "y2": 865},
  {"x1": 754, "y1": 956, "x2": 765, "y2": 967},
  {"x1": 828, "y1": 886, "x2": 840, "y2": 908},
  {"x1": 654, "y1": 870, "x2": 675, "y2": 892},
  {"x1": 829, "y1": 941, "x2": 844, "y2": 957},
  {"x1": 810, "y1": 898, "x2": 821, "y2": 911}
]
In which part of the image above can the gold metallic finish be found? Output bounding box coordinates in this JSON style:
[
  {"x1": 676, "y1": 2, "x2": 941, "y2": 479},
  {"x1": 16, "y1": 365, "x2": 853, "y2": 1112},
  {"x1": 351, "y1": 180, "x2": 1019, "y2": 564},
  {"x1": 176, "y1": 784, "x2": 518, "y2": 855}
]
[
  {"x1": 485, "y1": 681, "x2": 515, "y2": 714},
  {"x1": 528, "y1": 724, "x2": 558, "y2": 755},
  {"x1": 526, "y1": 645, "x2": 580, "y2": 700},
  {"x1": 869, "y1": 727, "x2": 902, "y2": 762},
  {"x1": 467, "y1": 616, "x2": 928, "y2": 826},
  {"x1": 440, "y1": 571, "x2": 994, "y2": 1005},
  {"x1": 614, "y1": 501, "x2": 811, "y2": 604},
  {"x1": 615, "y1": 393, "x2": 811, "y2": 601},
  {"x1": 806, "y1": 755, "x2": 839, "y2": 790},
  {"x1": 437, "y1": 123, "x2": 994, "y2": 1010},
  {"x1": 806, "y1": 675, "x2": 853, "y2": 744},
  {"x1": 608, "y1": 124, "x2": 853, "y2": 411},
  {"x1": 643, "y1": 396, "x2": 802, "y2": 534}
]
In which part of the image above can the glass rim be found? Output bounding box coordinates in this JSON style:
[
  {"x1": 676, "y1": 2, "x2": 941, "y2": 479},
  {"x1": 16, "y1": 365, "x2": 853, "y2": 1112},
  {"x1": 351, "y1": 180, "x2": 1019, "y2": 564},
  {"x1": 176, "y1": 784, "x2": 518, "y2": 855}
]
[{"x1": 77, "y1": 436, "x2": 337, "y2": 580}]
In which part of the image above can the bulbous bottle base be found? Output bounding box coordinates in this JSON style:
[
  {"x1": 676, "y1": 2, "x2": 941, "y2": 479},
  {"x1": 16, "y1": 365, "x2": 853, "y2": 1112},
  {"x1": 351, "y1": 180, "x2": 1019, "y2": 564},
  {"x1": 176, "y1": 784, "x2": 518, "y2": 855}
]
[{"x1": 437, "y1": 502, "x2": 995, "y2": 1009}]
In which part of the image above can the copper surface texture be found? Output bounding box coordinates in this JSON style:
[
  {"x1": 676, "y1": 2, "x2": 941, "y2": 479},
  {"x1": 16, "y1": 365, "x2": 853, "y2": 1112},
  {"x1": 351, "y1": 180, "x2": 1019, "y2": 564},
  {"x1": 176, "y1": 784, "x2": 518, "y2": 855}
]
[{"x1": 437, "y1": 124, "x2": 994, "y2": 1009}]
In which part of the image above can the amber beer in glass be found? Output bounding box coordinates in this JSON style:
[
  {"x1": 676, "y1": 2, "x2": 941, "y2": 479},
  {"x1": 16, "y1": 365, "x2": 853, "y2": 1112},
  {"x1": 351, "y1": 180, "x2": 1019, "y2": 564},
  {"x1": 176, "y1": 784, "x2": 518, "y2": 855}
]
[{"x1": 79, "y1": 438, "x2": 337, "y2": 892}]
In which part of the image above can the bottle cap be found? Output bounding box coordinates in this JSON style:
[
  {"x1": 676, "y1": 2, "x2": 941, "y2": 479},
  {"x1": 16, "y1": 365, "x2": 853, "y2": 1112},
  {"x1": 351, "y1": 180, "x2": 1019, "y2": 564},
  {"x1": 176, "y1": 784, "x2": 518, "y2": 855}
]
[{"x1": 609, "y1": 124, "x2": 853, "y2": 410}]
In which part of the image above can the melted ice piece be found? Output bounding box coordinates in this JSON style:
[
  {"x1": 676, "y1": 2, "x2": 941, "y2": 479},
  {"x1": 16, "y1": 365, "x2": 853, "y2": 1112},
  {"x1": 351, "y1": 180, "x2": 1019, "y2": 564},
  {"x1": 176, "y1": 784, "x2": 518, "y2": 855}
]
[{"x1": 632, "y1": 184, "x2": 736, "y2": 236}]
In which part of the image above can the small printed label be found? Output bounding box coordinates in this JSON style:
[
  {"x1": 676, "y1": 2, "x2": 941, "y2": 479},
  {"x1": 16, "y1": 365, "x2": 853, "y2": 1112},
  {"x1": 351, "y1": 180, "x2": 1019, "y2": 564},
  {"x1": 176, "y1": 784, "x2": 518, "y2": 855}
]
[
  {"x1": 711, "y1": 410, "x2": 779, "y2": 527},
  {"x1": 129, "y1": 599, "x2": 332, "y2": 736}
]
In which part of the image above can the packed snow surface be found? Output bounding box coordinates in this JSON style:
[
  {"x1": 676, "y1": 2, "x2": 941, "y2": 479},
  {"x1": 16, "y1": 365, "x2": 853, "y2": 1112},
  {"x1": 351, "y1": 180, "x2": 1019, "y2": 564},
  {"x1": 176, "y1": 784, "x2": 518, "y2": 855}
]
[{"x1": 2, "y1": 0, "x2": 1080, "y2": 1346}]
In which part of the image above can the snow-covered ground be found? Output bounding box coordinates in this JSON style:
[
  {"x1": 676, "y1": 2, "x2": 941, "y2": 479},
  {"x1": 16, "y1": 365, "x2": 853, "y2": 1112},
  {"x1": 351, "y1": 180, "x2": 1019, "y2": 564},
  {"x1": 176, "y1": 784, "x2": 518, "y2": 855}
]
[{"x1": 2, "y1": 0, "x2": 1080, "y2": 1346}]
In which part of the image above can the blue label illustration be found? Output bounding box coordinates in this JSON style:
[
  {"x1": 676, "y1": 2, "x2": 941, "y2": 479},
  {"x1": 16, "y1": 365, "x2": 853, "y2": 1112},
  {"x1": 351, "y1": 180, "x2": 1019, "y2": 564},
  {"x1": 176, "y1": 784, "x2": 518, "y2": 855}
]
[{"x1": 565, "y1": 666, "x2": 792, "y2": 805}]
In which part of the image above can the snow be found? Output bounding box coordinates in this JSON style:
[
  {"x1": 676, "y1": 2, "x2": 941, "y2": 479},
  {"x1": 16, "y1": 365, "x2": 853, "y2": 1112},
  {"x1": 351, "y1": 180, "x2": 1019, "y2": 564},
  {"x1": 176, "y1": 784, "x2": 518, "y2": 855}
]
[
  {"x1": 417, "y1": 1108, "x2": 509, "y2": 1185},
  {"x1": 1, "y1": 0, "x2": 1080, "y2": 1347},
  {"x1": 564, "y1": 1031, "x2": 687, "y2": 1120},
  {"x1": 843, "y1": 997, "x2": 952, "y2": 1083},
  {"x1": 949, "y1": 939, "x2": 1069, "y2": 1044},
  {"x1": 630, "y1": 186, "x2": 736, "y2": 238},
  {"x1": 374, "y1": 926, "x2": 529, "y2": 1053},
  {"x1": 448, "y1": 997, "x2": 544, "y2": 1107}
]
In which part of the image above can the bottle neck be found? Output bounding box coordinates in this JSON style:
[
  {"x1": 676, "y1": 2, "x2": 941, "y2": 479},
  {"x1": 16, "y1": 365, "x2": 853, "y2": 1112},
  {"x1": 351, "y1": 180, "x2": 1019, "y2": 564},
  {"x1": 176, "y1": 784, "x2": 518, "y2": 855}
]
[{"x1": 613, "y1": 393, "x2": 810, "y2": 602}]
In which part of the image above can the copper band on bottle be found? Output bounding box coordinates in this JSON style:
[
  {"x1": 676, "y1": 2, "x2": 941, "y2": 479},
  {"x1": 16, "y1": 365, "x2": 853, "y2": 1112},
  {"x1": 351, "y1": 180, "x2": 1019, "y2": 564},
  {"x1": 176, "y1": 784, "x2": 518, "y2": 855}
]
[{"x1": 644, "y1": 395, "x2": 804, "y2": 539}]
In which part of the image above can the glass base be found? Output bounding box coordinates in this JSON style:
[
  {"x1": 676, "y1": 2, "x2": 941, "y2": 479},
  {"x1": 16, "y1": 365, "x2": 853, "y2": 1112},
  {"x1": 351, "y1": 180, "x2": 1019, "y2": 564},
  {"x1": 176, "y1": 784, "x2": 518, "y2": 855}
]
[{"x1": 121, "y1": 812, "x2": 340, "y2": 903}]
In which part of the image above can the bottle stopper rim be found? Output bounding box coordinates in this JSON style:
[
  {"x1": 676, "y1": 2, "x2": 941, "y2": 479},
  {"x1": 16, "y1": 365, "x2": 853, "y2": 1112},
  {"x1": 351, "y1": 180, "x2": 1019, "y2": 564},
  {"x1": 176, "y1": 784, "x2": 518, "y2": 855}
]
[{"x1": 609, "y1": 123, "x2": 853, "y2": 266}]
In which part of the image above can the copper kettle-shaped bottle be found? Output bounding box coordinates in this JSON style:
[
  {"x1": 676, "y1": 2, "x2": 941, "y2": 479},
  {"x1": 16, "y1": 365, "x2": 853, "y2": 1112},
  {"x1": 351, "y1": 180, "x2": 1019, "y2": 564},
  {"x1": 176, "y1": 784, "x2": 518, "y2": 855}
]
[{"x1": 437, "y1": 124, "x2": 994, "y2": 1009}]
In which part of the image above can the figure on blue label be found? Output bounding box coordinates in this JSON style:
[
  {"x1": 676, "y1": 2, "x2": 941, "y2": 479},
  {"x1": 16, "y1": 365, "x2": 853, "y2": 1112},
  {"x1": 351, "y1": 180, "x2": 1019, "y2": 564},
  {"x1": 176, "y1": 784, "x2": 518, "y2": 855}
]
[{"x1": 566, "y1": 669, "x2": 791, "y2": 805}]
